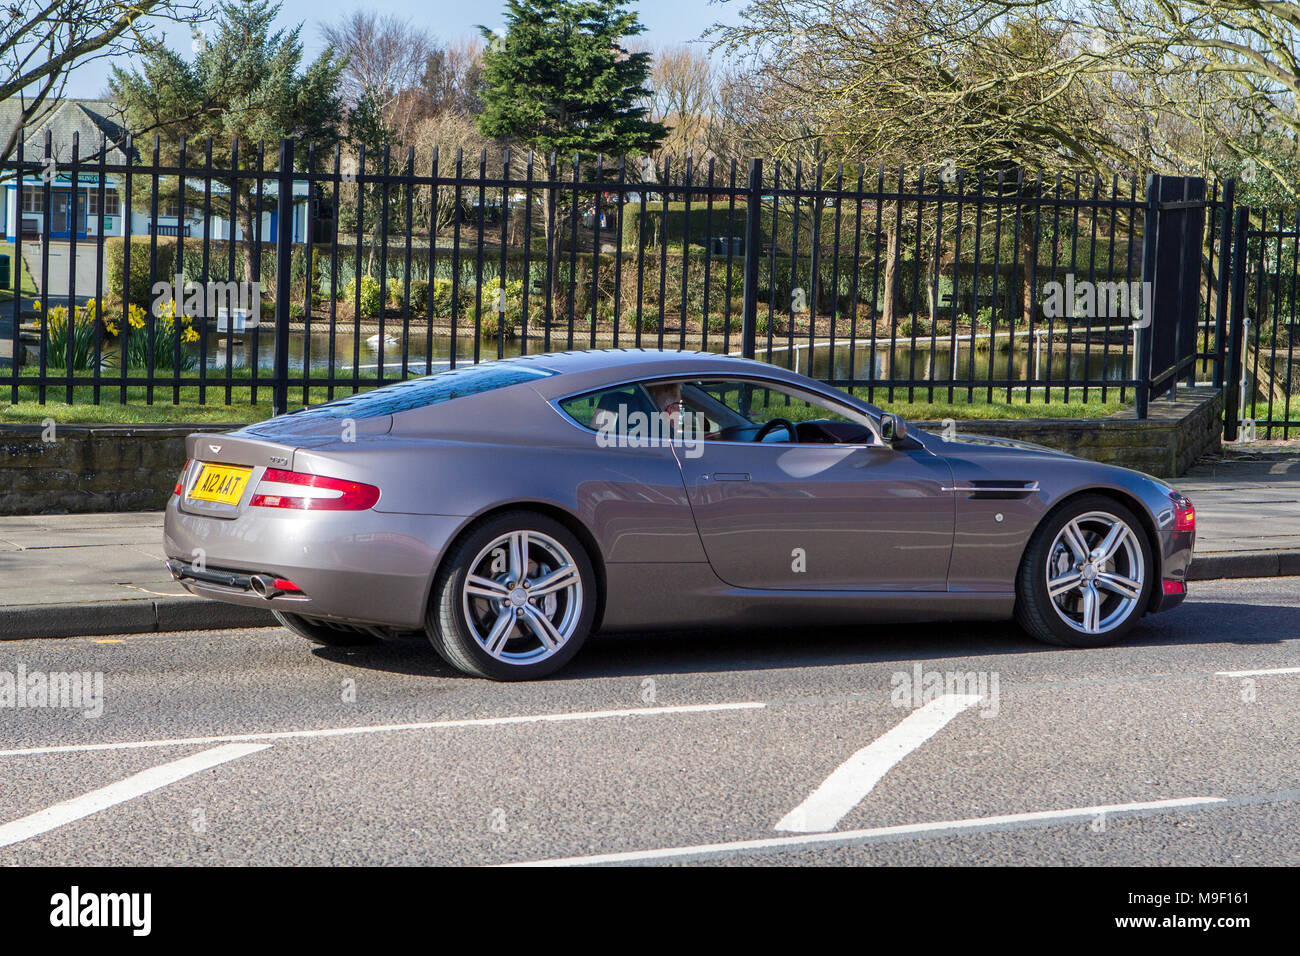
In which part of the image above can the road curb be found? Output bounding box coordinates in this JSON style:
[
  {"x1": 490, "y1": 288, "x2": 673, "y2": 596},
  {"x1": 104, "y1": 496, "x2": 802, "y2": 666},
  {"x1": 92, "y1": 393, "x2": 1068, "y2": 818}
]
[
  {"x1": 1187, "y1": 550, "x2": 1300, "y2": 582},
  {"x1": 0, "y1": 597, "x2": 275, "y2": 640}
]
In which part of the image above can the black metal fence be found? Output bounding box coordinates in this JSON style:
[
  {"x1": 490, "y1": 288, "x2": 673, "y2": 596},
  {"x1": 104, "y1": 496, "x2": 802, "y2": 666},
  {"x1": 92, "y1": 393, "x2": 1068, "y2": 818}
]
[
  {"x1": 0, "y1": 132, "x2": 1236, "y2": 419},
  {"x1": 1223, "y1": 208, "x2": 1300, "y2": 440}
]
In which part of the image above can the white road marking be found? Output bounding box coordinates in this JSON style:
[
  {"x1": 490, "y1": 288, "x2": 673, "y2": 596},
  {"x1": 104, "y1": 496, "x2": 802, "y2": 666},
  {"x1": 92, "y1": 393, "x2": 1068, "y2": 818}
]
[
  {"x1": 0, "y1": 702, "x2": 765, "y2": 758},
  {"x1": 501, "y1": 797, "x2": 1227, "y2": 867},
  {"x1": 1216, "y1": 666, "x2": 1300, "y2": 677},
  {"x1": 775, "y1": 693, "x2": 984, "y2": 833},
  {"x1": 0, "y1": 743, "x2": 269, "y2": 849}
]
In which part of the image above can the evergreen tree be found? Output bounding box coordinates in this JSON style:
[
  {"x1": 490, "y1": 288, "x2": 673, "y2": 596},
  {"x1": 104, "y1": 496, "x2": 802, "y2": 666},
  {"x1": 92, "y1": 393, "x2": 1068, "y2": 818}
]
[
  {"x1": 110, "y1": 0, "x2": 344, "y2": 282},
  {"x1": 476, "y1": 0, "x2": 666, "y2": 156},
  {"x1": 476, "y1": 0, "x2": 666, "y2": 323}
]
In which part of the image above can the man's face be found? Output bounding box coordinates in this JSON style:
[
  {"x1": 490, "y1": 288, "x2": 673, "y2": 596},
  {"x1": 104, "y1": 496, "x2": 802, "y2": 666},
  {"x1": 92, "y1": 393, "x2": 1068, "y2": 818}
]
[{"x1": 648, "y1": 384, "x2": 683, "y2": 431}]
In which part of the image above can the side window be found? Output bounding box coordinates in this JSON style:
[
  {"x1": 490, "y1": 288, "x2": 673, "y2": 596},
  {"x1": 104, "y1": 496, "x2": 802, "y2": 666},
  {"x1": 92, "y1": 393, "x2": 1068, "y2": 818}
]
[
  {"x1": 737, "y1": 383, "x2": 860, "y2": 426},
  {"x1": 559, "y1": 384, "x2": 657, "y2": 436},
  {"x1": 678, "y1": 379, "x2": 876, "y2": 444}
]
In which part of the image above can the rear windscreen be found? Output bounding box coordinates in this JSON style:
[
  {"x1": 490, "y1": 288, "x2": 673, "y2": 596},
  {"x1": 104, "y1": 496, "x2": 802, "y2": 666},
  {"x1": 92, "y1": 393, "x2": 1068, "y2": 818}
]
[{"x1": 243, "y1": 362, "x2": 557, "y2": 437}]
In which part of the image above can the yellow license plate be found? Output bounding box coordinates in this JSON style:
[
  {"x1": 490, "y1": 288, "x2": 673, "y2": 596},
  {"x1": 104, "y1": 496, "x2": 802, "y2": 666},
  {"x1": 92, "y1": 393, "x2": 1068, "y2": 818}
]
[{"x1": 189, "y1": 464, "x2": 252, "y2": 505}]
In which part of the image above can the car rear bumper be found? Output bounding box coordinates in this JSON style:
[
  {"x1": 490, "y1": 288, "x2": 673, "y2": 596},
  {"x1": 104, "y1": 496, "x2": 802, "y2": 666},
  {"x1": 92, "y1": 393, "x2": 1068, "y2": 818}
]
[
  {"x1": 1152, "y1": 524, "x2": 1195, "y2": 614},
  {"x1": 163, "y1": 497, "x2": 467, "y2": 629}
]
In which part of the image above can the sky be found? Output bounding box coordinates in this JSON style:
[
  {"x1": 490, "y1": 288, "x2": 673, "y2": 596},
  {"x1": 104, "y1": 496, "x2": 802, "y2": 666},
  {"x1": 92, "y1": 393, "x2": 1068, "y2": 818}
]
[{"x1": 64, "y1": 0, "x2": 745, "y2": 98}]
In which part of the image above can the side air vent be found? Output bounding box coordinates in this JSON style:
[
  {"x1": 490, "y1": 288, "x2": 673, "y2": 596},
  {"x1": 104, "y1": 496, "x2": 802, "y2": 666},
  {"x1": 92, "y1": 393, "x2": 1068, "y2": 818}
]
[{"x1": 941, "y1": 480, "x2": 1040, "y2": 499}]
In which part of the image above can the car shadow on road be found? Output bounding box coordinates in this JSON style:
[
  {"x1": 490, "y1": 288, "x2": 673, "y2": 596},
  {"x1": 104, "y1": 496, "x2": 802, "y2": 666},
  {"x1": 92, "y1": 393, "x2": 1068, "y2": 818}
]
[{"x1": 310, "y1": 599, "x2": 1291, "y2": 682}]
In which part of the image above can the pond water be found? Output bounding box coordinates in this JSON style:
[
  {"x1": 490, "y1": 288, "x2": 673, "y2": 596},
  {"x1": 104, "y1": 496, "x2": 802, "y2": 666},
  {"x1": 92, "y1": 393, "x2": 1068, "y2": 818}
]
[{"x1": 197, "y1": 328, "x2": 1137, "y2": 386}]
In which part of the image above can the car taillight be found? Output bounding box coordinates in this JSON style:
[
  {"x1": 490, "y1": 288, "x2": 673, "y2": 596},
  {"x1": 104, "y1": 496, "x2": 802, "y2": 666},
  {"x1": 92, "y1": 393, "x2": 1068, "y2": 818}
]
[
  {"x1": 1163, "y1": 579, "x2": 1186, "y2": 595},
  {"x1": 250, "y1": 468, "x2": 380, "y2": 511},
  {"x1": 174, "y1": 459, "x2": 190, "y2": 497},
  {"x1": 1171, "y1": 493, "x2": 1195, "y2": 532}
]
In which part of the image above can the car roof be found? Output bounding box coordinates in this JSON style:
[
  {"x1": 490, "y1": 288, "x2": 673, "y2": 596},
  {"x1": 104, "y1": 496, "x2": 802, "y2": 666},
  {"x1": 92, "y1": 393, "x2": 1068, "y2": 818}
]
[
  {"x1": 491, "y1": 348, "x2": 882, "y2": 419},
  {"x1": 507, "y1": 347, "x2": 809, "y2": 391},
  {"x1": 244, "y1": 348, "x2": 883, "y2": 442},
  {"x1": 510, "y1": 348, "x2": 749, "y2": 375}
]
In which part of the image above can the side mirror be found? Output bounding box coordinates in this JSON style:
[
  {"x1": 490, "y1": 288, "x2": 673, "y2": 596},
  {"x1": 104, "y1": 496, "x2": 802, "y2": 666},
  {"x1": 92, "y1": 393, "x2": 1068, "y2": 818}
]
[{"x1": 879, "y1": 412, "x2": 909, "y2": 445}]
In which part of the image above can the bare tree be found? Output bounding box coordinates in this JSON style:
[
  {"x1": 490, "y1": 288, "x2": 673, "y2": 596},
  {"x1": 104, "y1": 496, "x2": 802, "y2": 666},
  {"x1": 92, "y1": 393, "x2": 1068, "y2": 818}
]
[
  {"x1": 0, "y1": 0, "x2": 204, "y2": 165},
  {"x1": 322, "y1": 11, "x2": 433, "y2": 143},
  {"x1": 420, "y1": 38, "x2": 484, "y2": 119},
  {"x1": 410, "y1": 111, "x2": 501, "y2": 237},
  {"x1": 645, "y1": 44, "x2": 716, "y2": 161},
  {"x1": 708, "y1": 0, "x2": 1134, "y2": 172},
  {"x1": 1013, "y1": 0, "x2": 1300, "y2": 199},
  {"x1": 706, "y1": 0, "x2": 1151, "y2": 326}
]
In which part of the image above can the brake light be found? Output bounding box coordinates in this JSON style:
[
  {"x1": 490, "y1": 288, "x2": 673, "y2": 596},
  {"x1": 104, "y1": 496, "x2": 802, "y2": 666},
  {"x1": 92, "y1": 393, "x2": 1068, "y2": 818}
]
[
  {"x1": 250, "y1": 468, "x2": 380, "y2": 511},
  {"x1": 1171, "y1": 493, "x2": 1195, "y2": 533},
  {"x1": 174, "y1": 460, "x2": 190, "y2": 497}
]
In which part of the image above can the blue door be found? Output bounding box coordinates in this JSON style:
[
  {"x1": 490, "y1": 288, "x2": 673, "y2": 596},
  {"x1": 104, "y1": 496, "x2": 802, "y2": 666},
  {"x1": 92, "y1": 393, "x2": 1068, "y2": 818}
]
[{"x1": 49, "y1": 191, "x2": 70, "y2": 238}]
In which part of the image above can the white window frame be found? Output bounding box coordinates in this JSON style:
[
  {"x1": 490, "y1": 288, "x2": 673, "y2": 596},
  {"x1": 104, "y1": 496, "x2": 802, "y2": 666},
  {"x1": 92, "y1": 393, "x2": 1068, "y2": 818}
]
[
  {"x1": 85, "y1": 188, "x2": 121, "y2": 217},
  {"x1": 21, "y1": 185, "x2": 44, "y2": 213}
]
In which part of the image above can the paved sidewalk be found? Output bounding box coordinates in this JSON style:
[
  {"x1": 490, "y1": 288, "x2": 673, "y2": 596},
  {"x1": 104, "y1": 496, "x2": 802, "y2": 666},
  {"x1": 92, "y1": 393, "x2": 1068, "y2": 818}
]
[
  {"x1": 0, "y1": 455, "x2": 1296, "y2": 639},
  {"x1": 1179, "y1": 453, "x2": 1300, "y2": 579},
  {"x1": 0, "y1": 512, "x2": 272, "y2": 638}
]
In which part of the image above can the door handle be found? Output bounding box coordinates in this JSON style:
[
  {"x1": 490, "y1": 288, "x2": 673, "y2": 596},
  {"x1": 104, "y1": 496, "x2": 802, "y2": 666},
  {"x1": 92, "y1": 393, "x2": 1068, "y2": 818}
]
[{"x1": 712, "y1": 472, "x2": 751, "y2": 481}]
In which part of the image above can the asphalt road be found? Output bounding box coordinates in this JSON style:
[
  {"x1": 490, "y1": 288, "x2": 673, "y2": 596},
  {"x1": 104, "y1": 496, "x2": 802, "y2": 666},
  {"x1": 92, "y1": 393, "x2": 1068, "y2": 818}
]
[{"x1": 1, "y1": 577, "x2": 1298, "y2": 866}]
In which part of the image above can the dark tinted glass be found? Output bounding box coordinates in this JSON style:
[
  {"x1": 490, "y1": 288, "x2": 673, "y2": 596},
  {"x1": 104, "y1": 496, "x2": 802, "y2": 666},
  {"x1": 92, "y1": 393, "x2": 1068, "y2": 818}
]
[{"x1": 244, "y1": 362, "x2": 557, "y2": 437}]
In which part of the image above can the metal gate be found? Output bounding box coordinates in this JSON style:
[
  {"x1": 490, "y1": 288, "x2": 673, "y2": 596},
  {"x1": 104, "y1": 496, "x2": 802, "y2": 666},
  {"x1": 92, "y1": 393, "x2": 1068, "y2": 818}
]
[{"x1": 1225, "y1": 208, "x2": 1300, "y2": 440}]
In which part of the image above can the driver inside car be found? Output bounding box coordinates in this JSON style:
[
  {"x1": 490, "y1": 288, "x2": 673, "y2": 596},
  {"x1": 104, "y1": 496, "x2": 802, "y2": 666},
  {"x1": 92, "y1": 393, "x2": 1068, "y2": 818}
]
[{"x1": 644, "y1": 381, "x2": 684, "y2": 436}]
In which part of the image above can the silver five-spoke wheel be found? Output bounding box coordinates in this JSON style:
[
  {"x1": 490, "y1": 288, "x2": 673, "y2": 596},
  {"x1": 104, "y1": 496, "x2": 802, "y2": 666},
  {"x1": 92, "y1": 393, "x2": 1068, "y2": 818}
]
[
  {"x1": 1045, "y1": 510, "x2": 1145, "y2": 635},
  {"x1": 462, "y1": 530, "x2": 583, "y2": 664}
]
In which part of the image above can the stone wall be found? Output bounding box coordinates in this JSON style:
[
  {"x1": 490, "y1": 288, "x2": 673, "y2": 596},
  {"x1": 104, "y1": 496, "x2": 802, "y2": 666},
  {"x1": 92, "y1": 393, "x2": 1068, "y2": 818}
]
[
  {"x1": 0, "y1": 386, "x2": 1225, "y2": 515},
  {"x1": 0, "y1": 423, "x2": 243, "y2": 515},
  {"x1": 918, "y1": 386, "x2": 1224, "y2": 478}
]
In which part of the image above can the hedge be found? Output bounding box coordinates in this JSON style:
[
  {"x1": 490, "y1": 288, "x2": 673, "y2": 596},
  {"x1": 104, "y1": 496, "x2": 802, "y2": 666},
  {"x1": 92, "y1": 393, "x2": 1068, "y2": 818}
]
[
  {"x1": 621, "y1": 202, "x2": 756, "y2": 250},
  {"x1": 105, "y1": 237, "x2": 176, "y2": 308}
]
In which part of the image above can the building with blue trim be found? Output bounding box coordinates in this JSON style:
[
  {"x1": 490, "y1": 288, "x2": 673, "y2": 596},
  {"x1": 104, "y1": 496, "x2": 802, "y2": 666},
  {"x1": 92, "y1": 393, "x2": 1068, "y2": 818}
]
[{"x1": 0, "y1": 98, "x2": 313, "y2": 244}]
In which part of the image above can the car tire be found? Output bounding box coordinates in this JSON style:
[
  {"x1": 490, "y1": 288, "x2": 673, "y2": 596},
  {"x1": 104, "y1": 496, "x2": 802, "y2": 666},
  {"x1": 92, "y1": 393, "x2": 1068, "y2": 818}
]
[
  {"x1": 427, "y1": 511, "x2": 597, "y2": 680},
  {"x1": 1015, "y1": 495, "x2": 1154, "y2": 648},
  {"x1": 273, "y1": 610, "x2": 382, "y2": 647}
]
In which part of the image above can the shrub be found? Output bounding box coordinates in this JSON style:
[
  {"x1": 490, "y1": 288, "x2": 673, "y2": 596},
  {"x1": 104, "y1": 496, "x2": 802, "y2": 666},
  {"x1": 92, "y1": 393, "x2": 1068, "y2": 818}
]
[
  {"x1": 409, "y1": 279, "x2": 429, "y2": 315},
  {"x1": 755, "y1": 313, "x2": 788, "y2": 337},
  {"x1": 476, "y1": 279, "x2": 525, "y2": 338},
  {"x1": 429, "y1": 278, "x2": 455, "y2": 317},
  {"x1": 478, "y1": 310, "x2": 517, "y2": 340},
  {"x1": 622, "y1": 203, "x2": 754, "y2": 250},
  {"x1": 342, "y1": 274, "x2": 382, "y2": 318},
  {"x1": 105, "y1": 237, "x2": 177, "y2": 309},
  {"x1": 631, "y1": 308, "x2": 659, "y2": 333}
]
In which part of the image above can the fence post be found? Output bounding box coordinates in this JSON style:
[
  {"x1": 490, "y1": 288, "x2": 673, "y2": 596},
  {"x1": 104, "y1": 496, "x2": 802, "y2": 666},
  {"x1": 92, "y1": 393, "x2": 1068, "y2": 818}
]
[
  {"x1": 1212, "y1": 178, "x2": 1235, "y2": 389},
  {"x1": 1223, "y1": 207, "x2": 1249, "y2": 441},
  {"x1": 272, "y1": 137, "x2": 294, "y2": 417},
  {"x1": 1135, "y1": 173, "x2": 1160, "y2": 419},
  {"x1": 740, "y1": 158, "x2": 762, "y2": 360}
]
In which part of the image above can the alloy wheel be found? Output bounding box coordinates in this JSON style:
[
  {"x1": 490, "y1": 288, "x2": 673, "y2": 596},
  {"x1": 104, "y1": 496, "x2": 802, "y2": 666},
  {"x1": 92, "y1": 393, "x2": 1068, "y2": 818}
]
[
  {"x1": 1044, "y1": 510, "x2": 1145, "y2": 635},
  {"x1": 461, "y1": 530, "x2": 583, "y2": 664}
]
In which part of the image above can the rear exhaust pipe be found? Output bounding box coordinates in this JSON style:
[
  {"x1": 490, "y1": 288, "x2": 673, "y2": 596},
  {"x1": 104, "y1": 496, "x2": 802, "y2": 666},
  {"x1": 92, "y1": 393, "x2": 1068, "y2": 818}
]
[{"x1": 249, "y1": 575, "x2": 283, "y2": 599}]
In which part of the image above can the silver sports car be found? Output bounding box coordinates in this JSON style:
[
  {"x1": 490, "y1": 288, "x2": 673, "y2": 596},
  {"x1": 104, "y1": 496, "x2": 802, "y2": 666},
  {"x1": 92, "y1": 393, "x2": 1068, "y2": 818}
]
[{"x1": 164, "y1": 349, "x2": 1195, "y2": 680}]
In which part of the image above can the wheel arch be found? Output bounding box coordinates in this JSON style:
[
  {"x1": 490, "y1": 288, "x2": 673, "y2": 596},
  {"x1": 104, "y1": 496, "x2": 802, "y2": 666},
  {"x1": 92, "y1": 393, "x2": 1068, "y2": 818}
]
[
  {"x1": 1023, "y1": 485, "x2": 1164, "y2": 613},
  {"x1": 427, "y1": 500, "x2": 608, "y2": 632}
]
